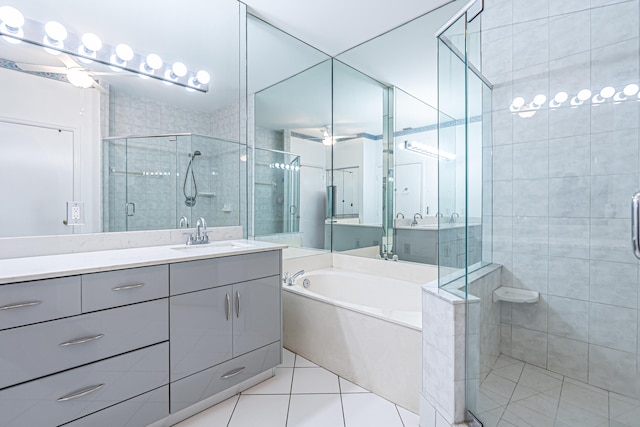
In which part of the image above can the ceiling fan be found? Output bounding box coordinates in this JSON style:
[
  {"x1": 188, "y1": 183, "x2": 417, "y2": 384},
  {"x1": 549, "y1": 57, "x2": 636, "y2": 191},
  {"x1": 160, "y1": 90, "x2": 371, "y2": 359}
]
[
  {"x1": 16, "y1": 53, "x2": 128, "y2": 91},
  {"x1": 320, "y1": 125, "x2": 358, "y2": 146}
]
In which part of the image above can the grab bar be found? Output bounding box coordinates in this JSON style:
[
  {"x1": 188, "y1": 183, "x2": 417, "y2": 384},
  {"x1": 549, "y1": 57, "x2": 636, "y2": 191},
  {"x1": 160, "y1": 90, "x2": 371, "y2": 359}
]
[{"x1": 633, "y1": 191, "x2": 640, "y2": 259}]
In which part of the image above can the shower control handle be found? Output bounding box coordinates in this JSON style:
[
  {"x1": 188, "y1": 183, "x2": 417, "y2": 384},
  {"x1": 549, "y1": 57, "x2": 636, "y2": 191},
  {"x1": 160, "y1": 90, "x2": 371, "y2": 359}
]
[{"x1": 632, "y1": 191, "x2": 640, "y2": 259}]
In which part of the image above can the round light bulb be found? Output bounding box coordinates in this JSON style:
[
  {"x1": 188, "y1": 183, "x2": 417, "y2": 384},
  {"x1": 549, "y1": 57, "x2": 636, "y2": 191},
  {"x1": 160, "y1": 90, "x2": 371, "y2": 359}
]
[
  {"x1": 146, "y1": 54, "x2": 162, "y2": 70},
  {"x1": 81, "y1": 33, "x2": 102, "y2": 52},
  {"x1": 512, "y1": 97, "x2": 525, "y2": 108},
  {"x1": 45, "y1": 21, "x2": 67, "y2": 42},
  {"x1": 623, "y1": 83, "x2": 639, "y2": 97},
  {"x1": 0, "y1": 6, "x2": 24, "y2": 44},
  {"x1": 172, "y1": 62, "x2": 187, "y2": 77},
  {"x1": 196, "y1": 70, "x2": 210, "y2": 85},
  {"x1": 66, "y1": 69, "x2": 94, "y2": 88},
  {"x1": 533, "y1": 94, "x2": 547, "y2": 106},
  {"x1": 600, "y1": 86, "x2": 615, "y2": 99},
  {"x1": 115, "y1": 43, "x2": 134, "y2": 61},
  {"x1": 0, "y1": 6, "x2": 24, "y2": 28},
  {"x1": 553, "y1": 91, "x2": 568, "y2": 103},
  {"x1": 577, "y1": 89, "x2": 592, "y2": 101}
]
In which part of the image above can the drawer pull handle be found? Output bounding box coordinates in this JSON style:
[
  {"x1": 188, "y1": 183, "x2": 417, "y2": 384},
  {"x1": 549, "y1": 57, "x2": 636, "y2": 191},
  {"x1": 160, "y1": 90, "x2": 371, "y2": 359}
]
[
  {"x1": 236, "y1": 291, "x2": 240, "y2": 318},
  {"x1": 221, "y1": 367, "x2": 245, "y2": 379},
  {"x1": 0, "y1": 301, "x2": 42, "y2": 310},
  {"x1": 57, "y1": 384, "x2": 104, "y2": 402},
  {"x1": 59, "y1": 334, "x2": 105, "y2": 347},
  {"x1": 225, "y1": 293, "x2": 231, "y2": 321},
  {"x1": 112, "y1": 283, "x2": 145, "y2": 291}
]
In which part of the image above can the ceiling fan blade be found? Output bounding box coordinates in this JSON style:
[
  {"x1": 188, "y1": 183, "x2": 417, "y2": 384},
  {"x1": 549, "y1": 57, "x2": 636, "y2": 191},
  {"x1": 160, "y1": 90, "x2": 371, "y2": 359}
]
[
  {"x1": 16, "y1": 63, "x2": 69, "y2": 74},
  {"x1": 91, "y1": 80, "x2": 108, "y2": 93},
  {"x1": 57, "y1": 53, "x2": 81, "y2": 69},
  {"x1": 90, "y1": 71, "x2": 138, "y2": 77}
]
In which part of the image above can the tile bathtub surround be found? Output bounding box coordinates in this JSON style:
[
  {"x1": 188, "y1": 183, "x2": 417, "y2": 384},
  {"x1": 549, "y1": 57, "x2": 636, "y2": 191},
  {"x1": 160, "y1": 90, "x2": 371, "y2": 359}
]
[
  {"x1": 482, "y1": 0, "x2": 640, "y2": 399},
  {"x1": 175, "y1": 349, "x2": 418, "y2": 427}
]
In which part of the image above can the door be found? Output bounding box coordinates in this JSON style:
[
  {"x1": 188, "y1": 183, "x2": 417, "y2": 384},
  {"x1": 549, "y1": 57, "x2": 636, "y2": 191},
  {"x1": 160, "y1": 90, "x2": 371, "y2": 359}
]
[
  {"x1": 232, "y1": 276, "x2": 281, "y2": 357},
  {"x1": 170, "y1": 286, "x2": 233, "y2": 381},
  {"x1": 0, "y1": 121, "x2": 74, "y2": 237}
]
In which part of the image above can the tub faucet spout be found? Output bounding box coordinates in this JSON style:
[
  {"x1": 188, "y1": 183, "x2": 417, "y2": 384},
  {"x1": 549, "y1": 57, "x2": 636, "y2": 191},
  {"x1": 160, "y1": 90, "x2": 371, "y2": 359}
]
[
  {"x1": 283, "y1": 270, "x2": 305, "y2": 286},
  {"x1": 449, "y1": 212, "x2": 459, "y2": 224}
]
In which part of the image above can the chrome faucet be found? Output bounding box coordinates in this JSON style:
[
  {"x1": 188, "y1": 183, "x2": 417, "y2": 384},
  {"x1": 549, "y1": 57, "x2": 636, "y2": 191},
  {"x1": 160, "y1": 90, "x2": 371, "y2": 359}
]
[
  {"x1": 282, "y1": 270, "x2": 305, "y2": 286},
  {"x1": 449, "y1": 212, "x2": 459, "y2": 224},
  {"x1": 195, "y1": 217, "x2": 209, "y2": 244},
  {"x1": 411, "y1": 213, "x2": 422, "y2": 226},
  {"x1": 396, "y1": 212, "x2": 404, "y2": 219},
  {"x1": 435, "y1": 212, "x2": 444, "y2": 218},
  {"x1": 179, "y1": 216, "x2": 189, "y2": 228}
]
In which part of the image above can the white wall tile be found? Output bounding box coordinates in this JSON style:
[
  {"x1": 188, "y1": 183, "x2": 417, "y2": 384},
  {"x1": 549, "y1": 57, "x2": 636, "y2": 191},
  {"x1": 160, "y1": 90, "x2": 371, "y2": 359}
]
[{"x1": 589, "y1": 302, "x2": 637, "y2": 353}]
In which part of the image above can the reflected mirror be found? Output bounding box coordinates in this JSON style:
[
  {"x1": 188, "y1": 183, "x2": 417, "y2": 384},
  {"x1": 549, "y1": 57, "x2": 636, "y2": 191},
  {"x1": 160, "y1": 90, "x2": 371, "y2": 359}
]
[{"x1": 0, "y1": 0, "x2": 243, "y2": 238}]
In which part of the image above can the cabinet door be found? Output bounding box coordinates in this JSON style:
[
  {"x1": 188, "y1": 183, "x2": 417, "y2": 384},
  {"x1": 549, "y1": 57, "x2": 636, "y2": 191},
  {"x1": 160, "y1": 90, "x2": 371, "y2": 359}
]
[
  {"x1": 233, "y1": 276, "x2": 281, "y2": 357},
  {"x1": 170, "y1": 286, "x2": 232, "y2": 381}
]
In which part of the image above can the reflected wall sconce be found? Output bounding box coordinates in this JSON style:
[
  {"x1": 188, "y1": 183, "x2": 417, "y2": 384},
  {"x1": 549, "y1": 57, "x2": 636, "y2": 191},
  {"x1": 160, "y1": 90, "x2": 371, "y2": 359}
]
[
  {"x1": 403, "y1": 140, "x2": 456, "y2": 161},
  {"x1": 0, "y1": 5, "x2": 211, "y2": 92}
]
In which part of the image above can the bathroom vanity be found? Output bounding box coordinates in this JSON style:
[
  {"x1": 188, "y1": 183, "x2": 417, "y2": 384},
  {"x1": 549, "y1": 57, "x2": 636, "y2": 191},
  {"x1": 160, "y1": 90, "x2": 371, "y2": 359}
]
[{"x1": 0, "y1": 240, "x2": 284, "y2": 427}]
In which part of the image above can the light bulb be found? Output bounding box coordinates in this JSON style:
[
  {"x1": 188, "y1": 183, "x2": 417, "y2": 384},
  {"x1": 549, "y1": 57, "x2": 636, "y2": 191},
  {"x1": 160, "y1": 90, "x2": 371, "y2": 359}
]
[
  {"x1": 78, "y1": 33, "x2": 102, "y2": 63},
  {"x1": 115, "y1": 43, "x2": 134, "y2": 61},
  {"x1": 577, "y1": 89, "x2": 592, "y2": 101},
  {"x1": 196, "y1": 70, "x2": 210, "y2": 85},
  {"x1": 512, "y1": 97, "x2": 525, "y2": 109},
  {"x1": 533, "y1": 94, "x2": 547, "y2": 106},
  {"x1": 139, "y1": 53, "x2": 162, "y2": 76},
  {"x1": 43, "y1": 21, "x2": 67, "y2": 55},
  {"x1": 0, "y1": 6, "x2": 24, "y2": 44},
  {"x1": 553, "y1": 92, "x2": 568, "y2": 103},
  {"x1": 600, "y1": 86, "x2": 615, "y2": 99},
  {"x1": 172, "y1": 62, "x2": 187, "y2": 77},
  {"x1": 623, "y1": 84, "x2": 639, "y2": 97}
]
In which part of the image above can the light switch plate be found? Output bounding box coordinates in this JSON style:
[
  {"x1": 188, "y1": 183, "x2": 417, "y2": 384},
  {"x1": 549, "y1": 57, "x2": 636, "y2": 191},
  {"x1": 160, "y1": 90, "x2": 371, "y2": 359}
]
[{"x1": 66, "y1": 201, "x2": 85, "y2": 225}]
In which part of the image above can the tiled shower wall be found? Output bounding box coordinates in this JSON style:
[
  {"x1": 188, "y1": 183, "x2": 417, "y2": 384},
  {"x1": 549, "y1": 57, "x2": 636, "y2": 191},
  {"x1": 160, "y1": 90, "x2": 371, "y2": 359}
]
[{"x1": 482, "y1": 0, "x2": 640, "y2": 398}]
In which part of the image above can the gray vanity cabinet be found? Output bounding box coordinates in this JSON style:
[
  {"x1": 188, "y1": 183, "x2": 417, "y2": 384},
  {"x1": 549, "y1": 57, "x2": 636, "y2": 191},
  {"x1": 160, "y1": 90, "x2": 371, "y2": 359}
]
[{"x1": 170, "y1": 285, "x2": 233, "y2": 381}]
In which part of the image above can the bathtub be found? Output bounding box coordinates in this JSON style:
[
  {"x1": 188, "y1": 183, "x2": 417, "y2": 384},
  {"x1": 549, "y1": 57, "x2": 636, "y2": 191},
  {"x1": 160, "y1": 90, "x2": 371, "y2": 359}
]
[{"x1": 283, "y1": 265, "x2": 433, "y2": 413}]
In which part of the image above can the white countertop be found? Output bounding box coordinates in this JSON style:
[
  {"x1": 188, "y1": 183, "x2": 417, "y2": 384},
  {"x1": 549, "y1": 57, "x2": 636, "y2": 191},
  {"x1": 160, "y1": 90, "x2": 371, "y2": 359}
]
[{"x1": 0, "y1": 239, "x2": 286, "y2": 285}]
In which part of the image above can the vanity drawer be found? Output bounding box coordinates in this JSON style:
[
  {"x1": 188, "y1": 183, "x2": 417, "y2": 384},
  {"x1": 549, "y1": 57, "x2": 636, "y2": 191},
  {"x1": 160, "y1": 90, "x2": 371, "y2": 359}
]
[
  {"x1": 82, "y1": 265, "x2": 169, "y2": 312},
  {"x1": 170, "y1": 341, "x2": 281, "y2": 413},
  {"x1": 0, "y1": 342, "x2": 168, "y2": 427},
  {"x1": 170, "y1": 250, "x2": 281, "y2": 295},
  {"x1": 0, "y1": 299, "x2": 168, "y2": 389},
  {"x1": 0, "y1": 276, "x2": 81, "y2": 331},
  {"x1": 62, "y1": 385, "x2": 168, "y2": 427}
]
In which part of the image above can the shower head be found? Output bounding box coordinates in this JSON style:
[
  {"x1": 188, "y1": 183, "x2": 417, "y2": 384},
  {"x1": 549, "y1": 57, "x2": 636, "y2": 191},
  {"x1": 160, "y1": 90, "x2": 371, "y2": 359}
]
[{"x1": 193, "y1": 150, "x2": 201, "y2": 156}]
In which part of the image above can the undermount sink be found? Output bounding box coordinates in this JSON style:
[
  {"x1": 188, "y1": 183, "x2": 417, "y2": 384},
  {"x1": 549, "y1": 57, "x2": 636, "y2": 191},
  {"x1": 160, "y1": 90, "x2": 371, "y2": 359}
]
[{"x1": 170, "y1": 241, "x2": 254, "y2": 252}]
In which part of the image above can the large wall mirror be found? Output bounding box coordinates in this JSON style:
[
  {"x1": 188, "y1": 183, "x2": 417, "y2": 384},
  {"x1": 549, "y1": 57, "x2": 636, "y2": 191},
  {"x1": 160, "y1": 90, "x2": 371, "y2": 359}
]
[{"x1": 0, "y1": 0, "x2": 244, "y2": 238}]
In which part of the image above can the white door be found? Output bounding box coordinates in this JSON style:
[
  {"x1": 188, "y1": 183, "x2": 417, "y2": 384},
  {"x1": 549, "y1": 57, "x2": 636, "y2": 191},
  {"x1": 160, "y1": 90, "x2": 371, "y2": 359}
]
[{"x1": 0, "y1": 121, "x2": 74, "y2": 237}]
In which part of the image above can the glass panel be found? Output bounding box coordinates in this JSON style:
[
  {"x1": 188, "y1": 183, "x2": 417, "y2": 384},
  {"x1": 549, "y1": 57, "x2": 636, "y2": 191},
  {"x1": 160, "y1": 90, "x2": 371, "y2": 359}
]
[
  {"x1": 437, "y1": 15, "x2": 467, "y2": 287},
  {"x1": 466, "y1": 1, "x2": 640, "y2": 426}
]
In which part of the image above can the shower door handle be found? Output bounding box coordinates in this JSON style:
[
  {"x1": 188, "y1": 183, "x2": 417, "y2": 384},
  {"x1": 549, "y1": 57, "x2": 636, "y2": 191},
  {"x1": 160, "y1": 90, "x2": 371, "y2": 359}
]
[
  {"x1": 125, "y1": 202, "x2": 136, "y2": 217},
  {"x1": 632, "y1": 191, "x2": 640, "y2": 259}
]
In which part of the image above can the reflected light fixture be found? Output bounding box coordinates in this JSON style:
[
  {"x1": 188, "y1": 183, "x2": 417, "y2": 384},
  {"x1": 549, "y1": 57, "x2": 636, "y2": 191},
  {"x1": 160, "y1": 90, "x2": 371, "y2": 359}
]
[
  {"x1": 110, "y1": 43, "x2": 134, "y2": 71},
  {"x1": 0, "y1": 7, "x2": 211, "y2": 92},
  {"x1": 43, "y1": 21, "x2": 67, "y2": 55},
  {"x1": 78, "y1": 33, "x2": 102, "y2": 64},
  {"x1": 0, "y1": 5, "x2": 24, "y2": 44},
  {"x1": 139, "y1": 53, "x2": 163, "y2": 78},
  {"x1": 623, "y1": 83, "x2": 639, "y2": 97},
  {"x1": 550, "y1": 91, "x2": 568, "y2": 108},
  {"x1": 404, "y1": 140, "x2": 455, "y2": 160}
]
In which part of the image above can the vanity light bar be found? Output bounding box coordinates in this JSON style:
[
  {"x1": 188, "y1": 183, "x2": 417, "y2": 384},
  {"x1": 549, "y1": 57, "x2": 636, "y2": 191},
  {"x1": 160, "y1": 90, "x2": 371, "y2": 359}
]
[
  {"x1": 510, "y1": 83, "x2": 640, "y2": 117},
  {"x1": 403, "y1": 140, "x2": 456, "y2": 161},
  {"x1": 0, "y1": 6, "x2": 210, "y2": 93}
]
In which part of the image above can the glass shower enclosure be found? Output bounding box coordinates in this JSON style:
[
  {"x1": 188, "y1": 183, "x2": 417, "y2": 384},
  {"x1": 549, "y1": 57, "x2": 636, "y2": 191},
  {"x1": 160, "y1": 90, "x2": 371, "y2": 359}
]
[
  {"x1": 439, "y1": 1, "x2": 640, "y2": 426},
  {"x1": 102, "y1": 134, "x2": 242, "y2": 232}
]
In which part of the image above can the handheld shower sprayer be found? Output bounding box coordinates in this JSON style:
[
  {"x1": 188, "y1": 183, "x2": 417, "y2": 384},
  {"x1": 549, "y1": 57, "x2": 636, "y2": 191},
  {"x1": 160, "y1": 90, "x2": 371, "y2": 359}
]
[{"x1": 183, "y1": 150, "x2": 201, "y2": 207}]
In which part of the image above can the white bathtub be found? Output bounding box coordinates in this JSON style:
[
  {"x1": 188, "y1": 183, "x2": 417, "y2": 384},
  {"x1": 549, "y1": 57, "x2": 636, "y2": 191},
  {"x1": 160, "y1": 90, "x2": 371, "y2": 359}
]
[{"x1": 283, "y1": 264, "x2": 433, "y2": 413}]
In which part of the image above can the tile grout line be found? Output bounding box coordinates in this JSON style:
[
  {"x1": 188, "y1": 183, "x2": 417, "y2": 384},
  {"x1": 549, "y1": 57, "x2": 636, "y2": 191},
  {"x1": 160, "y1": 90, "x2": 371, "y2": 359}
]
[
  {"x1": 284, "y1": 354, "x2": 297, "y2": 427},
  {"x1": 337, "y1": 373, "x2": 347, "y2": 427},
  {"x1": 394, "y1": 404, "x2": 406, "y2": 427},
  {"x1": 225, "y1": 395, "x2": 241, "y2": 427}
]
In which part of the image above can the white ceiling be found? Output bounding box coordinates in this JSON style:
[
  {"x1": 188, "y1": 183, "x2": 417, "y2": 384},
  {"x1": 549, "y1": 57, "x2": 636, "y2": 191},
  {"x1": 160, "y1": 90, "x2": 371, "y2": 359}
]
[{"x1": 242, "y1": 0, "x2": 453, "y2": 56}]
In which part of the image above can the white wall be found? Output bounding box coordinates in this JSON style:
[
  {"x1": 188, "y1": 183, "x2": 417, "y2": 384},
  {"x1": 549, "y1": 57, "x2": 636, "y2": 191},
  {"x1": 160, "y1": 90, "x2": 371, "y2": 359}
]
[{"x1": 0, "y1": 68, "x2": 101, "y2": 234}]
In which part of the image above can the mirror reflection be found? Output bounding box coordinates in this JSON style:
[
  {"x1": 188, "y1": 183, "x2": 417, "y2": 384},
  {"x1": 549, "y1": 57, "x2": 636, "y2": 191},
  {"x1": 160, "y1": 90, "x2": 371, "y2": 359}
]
[{"x1": 0, "y1": 0, "x2": 242, "y2": 238}]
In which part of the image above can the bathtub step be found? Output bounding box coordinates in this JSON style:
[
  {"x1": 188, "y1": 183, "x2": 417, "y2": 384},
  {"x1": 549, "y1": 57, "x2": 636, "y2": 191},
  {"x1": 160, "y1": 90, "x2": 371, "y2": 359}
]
[{"x1": 492, "y1": 286, "x2": 539, "y2": 304}]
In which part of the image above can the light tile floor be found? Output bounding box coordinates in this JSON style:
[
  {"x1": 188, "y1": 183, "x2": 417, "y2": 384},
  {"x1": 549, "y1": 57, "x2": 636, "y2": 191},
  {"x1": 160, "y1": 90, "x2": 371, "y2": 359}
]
[
  {"x1": 175, "y1": 349, "x2": 419, "y2": 427},
  {"x1": 473, "y1": 354, "x2": 640, "y2": 427}
]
